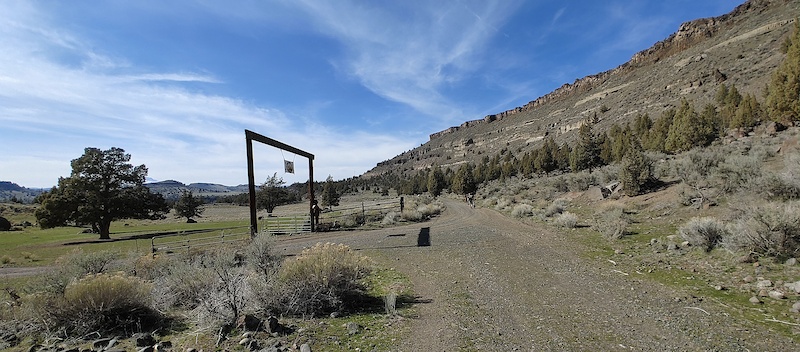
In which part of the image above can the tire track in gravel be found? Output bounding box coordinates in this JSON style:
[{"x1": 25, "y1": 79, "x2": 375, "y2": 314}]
[{"x1": 274, "y1": 199, "x2": 797, "y2": 351}]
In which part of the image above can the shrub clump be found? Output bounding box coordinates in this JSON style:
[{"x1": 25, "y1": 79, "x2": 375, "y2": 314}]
[
  {"x1": 594, "y1": 206, "x2": 630, "y2": 240},
  {"x1": 382, "y1": 211, "x2": 401, "y2": 225},
  {"x1": 723, "y1": 201, "x2": 800, "y2": 258},
  {"x1": 678, "y1": 217, "x2": 727, "y2": 252},
  {"x1": 53, "y1": 272, "x2": 160, "y2": 335},
  {"x1": 270, "y1": 243, "x2": 370, "y2": 317},
  {"x1": 554, "y1": 212, "x2": 578, "y2": 228},
  {"x1": 511, "y1": 204, "x2": 534, "y2": 218},
  {"x1": 543, "y1": 198, "x2": 569, "y2": 218},
  {"x1": 401, "y1": 197, "x2": 444, "y2": 222}
]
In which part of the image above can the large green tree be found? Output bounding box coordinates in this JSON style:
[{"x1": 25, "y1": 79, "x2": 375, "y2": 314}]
[
  {"x1": 257, "y1": 173, "x2": 293, "y2": 213},
  {"x1": 427, "y1": 166, "x2": 446, "y2": 197},
  {"x1": 569, "y1": 122, "x2": 601, "y2": 172},
  {"x1": 618, "y1": 138, "x2": 653, "y2": 196},
  {"x1": 450, "y1": 163, "x2": 478, "y2": 196},
  {"x1": 321, "y1": 175, "x2": 340, "y2": 209},
  {"x1": 766, "y1": 20, "x2": 800, "y2": 121},
  {"x1": 174, "y1": 190, "x2": 205, "y2": 222},
  {"x1": 35, "y1": 147, "x2": 169, "y2": 239},
  {"x1": 665, "y1": 99, "x2": 715, "y2": 153}
]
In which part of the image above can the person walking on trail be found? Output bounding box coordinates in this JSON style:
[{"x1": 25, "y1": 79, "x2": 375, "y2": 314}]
[
  {"x1": 311, "y1": 200, "x2": 321, "y2": 228},
  {"x1": 466, "y1": 193, "x2": 475, "y2": 208}
]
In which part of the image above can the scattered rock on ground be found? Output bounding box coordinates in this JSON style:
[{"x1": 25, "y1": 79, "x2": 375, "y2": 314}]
[
  {"x1": 238, "y1": 314, "x2": 263, "y2": 331},
  {"x1": 346, "y1": 322, "x2": 360, "y2": 335},
  {"x1": 133, "y1": 333, "x2": 156, "y2": 347},
  {"x1": 768, "y1": 291, "x2": 785, "y2": 300},
  {"x1": 267, "y1": 316, "x2": 281, "y2": 334},
  {"x1": 791, "y1": 302, "x2": 800, "y2": 313},
  {"x1": 0, "y1": 216, "x2": 11, "y2": 231},
  {"x1": 756, "y1": 280, "x2": 773, "y2": 289}
]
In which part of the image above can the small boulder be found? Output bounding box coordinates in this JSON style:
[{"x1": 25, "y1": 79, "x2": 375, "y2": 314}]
[
  {"x1": 267, "y1": 316, "x2": 280, "y2": 334},
  {"x1": 765, "y1": 121, "x2": 786, "y2": 136},
  {"x1": 300, "y1": 343, "x2": 312, "y2": 352},
  {"x1": 0, "y1": 216, "x2": 11, "y2": 231},
  {"x1": 785, "y1": 258, "x2": 797, "y2": 266},
  {"x1": 92, "y1": 338, "x2": 113, "y2": 350},
  {"x1": 346, "y1": 322, "x2": 360, "y2": 335},
  {"x1": 791, "y1": 301, "x2": 800, "y2": 313},
  {"x1": 238, "y1": 314, "x2": 262, "y2": 331},
  {"x1": 749, "y1": 296, "x2": 762, "y2": 304},
  {"x1": 585, "y1": 187, "x2": 605, "y2": 200},
  {"x1": 667, "y1": 243, "x2": 678, "y2": 251},
  {"x1": 133, "y1": 333, "x2": 156, "y2": 347},
  {"x1": 154, "y1": 341, "x2": 172, "y2": 350},
  {"x1": 756, "y1": 280, "x2": 773, "y2": 289},
  {"x1": 768, "y1": 291, "x2": 785, "y2": 300}
]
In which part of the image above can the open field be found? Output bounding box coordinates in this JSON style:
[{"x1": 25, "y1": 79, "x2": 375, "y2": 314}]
[
  {"x1": 0, "y1": 193, "x2": 431, "y2": 351},
  {"x1": 0, "y1": 191, "x2": 403, "y2": 268}
]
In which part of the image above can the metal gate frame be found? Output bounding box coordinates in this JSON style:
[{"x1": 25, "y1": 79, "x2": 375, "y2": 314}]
[{"x1": 245, "y1": 129, "x2": 315, "y2": 236}]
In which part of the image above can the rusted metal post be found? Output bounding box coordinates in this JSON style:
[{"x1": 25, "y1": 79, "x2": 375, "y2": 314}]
[
  {"x1": 247, "y1": 135, "x2": 258, "y2": 237},
  {"x1": 308, "y1": 157, "x2": 315, "y2": 232},
  {"x1": 245, "y1": 129, "x2": 315, "y2": 235}
]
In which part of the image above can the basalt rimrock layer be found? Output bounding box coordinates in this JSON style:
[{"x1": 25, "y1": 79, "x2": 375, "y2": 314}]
[{"x1": 367, "y1": 0, "x2": 798, "y2": 178}]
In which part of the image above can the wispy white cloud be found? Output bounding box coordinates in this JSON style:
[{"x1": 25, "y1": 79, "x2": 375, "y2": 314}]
[
  {"x1": 0, "y1": 0, "x2": 415, "y2": 187},
  {"x1": 287, "y1": 0, "x2": 524, "y2": 123}
]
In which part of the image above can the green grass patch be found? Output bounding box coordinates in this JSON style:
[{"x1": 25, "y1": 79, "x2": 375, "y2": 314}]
[{"x1": 0, "y1": 219, "x2": 250, "y2": 267}]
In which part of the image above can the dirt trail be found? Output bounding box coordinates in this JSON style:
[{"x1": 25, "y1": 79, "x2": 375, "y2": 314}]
[{"x1": 276, "y1": 199, "x2": 796, "y2": 351}]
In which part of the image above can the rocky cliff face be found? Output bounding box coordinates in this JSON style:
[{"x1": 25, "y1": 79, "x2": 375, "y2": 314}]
[
  {"x1": 427, "y1": 0, "x2": 783, "y2": 141},
  {"x1": 366, "y1": 0, "x2": 798, "y2": 179}
]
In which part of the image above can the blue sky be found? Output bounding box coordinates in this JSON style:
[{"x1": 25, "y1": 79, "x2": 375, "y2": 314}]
[{"x1": 0, "y1": 0, "x2": 742, "y2": 188}]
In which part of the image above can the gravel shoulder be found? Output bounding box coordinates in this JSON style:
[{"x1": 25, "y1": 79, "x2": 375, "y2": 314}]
[{"x1": 276, "y1": 198, "x2": 797, "y2": 351}]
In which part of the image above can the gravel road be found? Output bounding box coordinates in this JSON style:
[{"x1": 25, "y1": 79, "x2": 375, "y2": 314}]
[{"x1": 275, "y1": 198, "x2": 797, "y2": 351}]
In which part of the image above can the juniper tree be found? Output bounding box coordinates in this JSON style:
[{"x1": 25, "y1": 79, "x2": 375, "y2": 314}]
[
  {"x1": 569, "y1": 122, "x2": 601, "y2": 172},
  {"x1": 174, "y1": 190, "x2": 204, "y2": 222},
  {"x1": 321, "y1": 175, "x2": 340, "y2": 209},
  {"x1": 619, "y1": 139, "x2": 652, "y2": 196},
  {"x1": 34, "y1": 147, "x2": 169, "y2": 239},
  {"x1": 766, "y1": 19, "x2": 800, "y2": 121},
  {"x1": 427, "y1": 166, "x2": 446, "y2": 197}
]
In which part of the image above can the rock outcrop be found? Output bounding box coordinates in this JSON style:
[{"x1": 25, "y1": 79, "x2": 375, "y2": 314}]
[{"x1": 428, "y1": 0, "x2": 781, "y2": 141}]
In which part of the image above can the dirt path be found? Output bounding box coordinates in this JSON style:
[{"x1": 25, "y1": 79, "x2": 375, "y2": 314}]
[{"x1": 276, "y1": 199, "x2": 796, "y2": 351}]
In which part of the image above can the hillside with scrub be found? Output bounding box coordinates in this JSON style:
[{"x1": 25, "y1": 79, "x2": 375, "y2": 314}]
[{"x1": 2, "y1": 0, "x2": 800, "y2": 350}]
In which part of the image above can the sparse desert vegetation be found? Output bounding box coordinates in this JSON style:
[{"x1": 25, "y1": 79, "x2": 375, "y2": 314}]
[
  {"x1": 2, "y1": 1, "x2": 800, "y2": 350},
  {"x1": 0, "y1": 194, "x2": 425, "y2": 351}
]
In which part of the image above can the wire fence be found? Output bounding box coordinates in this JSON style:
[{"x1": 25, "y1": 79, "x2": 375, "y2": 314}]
[
  {"x1": 260, "y1": 214, "x2": 312, "y2": 235},
  {"x1": 317, "y1": 198, "x2": 403, "y2": 230},
  {"x1": 149, "y1": 198, "x2": 404, "y2": 254},
  {"x1": 150, "y1": 226, "x2": 250, "y2": 255}
]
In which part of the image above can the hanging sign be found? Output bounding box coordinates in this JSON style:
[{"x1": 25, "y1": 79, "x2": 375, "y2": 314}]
[{"x1": 284, "y1": 160, "x2": 295, "y2": 174}]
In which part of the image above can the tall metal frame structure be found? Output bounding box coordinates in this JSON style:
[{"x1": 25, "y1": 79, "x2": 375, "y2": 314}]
[{"x1": 245, "y1": 129, "x2": 315, "y2": 236}]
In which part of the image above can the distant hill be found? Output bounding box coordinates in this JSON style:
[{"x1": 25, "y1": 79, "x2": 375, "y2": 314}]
[
  {"x1": 364, "y1": 0, "x2": 799, "y2": 178},
  {"x1": 0, "y1": 181, "x2": 25, "y2": 192},
  {"x1": 144, "y1": 180, "x2": 250, "y2": 200},
  {"x1": 0, "y1": 181, "x2": 45, "y2": 203},
  {"x1": 0, "y1": 180, "x2": 251, "y2": 203}
]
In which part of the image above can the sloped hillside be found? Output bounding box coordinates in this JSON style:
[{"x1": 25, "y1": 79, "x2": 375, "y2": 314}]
[{"x1": 364, "y1": 0, "x2": 799, "y2": 178}]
